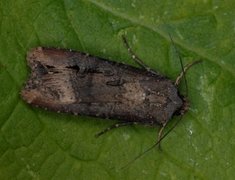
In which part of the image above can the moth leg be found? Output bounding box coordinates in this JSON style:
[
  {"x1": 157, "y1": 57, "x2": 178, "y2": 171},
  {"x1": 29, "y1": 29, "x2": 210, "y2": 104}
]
[
  {"x1": 157, "y1": 123, "x2": 167, "y2": 150},
  {"x1": 122, "y1": 35, "x2": 158, "y2": 75},
  {"x1": 95, "y1": 121, "x2": 134, "y2": 138},
  {"x1": 175, "y1": 60, "x2": 202, "y2": 86}
]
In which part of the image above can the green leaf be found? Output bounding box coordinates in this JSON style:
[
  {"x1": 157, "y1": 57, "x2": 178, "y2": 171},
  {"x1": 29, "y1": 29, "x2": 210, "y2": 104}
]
[{"x1": 1, "y1": 0, "x2": 235, "y2": 179}]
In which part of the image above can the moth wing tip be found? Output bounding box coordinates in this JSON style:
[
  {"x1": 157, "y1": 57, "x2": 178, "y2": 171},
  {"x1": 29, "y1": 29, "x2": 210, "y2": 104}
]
[{"x1": 21, "y1": 89, "x2": 39, "y2": 104}]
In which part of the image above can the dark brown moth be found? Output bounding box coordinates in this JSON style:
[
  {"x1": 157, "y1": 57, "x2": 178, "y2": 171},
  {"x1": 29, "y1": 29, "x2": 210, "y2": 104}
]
[{"x1": 21, "y1": 36, "x2": 200, "y2": 140}]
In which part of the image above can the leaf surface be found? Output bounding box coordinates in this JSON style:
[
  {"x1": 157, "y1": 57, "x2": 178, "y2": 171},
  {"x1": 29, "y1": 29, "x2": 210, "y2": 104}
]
[{"x1": 0, "y1": 0, "x2": 235, "y2": 179}]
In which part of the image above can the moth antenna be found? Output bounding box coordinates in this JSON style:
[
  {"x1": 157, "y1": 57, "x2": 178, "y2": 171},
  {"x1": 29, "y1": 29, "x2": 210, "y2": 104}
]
[
  {"x1": 175, "y1": 60, "x2": 202, "y2": 88},
  {"x1": 120, "y1": 116, "x2": 183, "y2": 170},
  {"x1": 168, "y1": 34, "x2": 189, "y2": 96}
]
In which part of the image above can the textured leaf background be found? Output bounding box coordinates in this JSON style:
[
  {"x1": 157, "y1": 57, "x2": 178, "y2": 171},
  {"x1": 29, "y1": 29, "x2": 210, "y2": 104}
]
[{"x1": 1, "y1": 0, "x2": 235, "y2": 179}]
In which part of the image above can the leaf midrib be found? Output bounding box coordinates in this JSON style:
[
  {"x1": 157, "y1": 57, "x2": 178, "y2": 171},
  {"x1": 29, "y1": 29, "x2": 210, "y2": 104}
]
[{"x1": 87, "y1": 0, "x2": 234, "y2": 78}]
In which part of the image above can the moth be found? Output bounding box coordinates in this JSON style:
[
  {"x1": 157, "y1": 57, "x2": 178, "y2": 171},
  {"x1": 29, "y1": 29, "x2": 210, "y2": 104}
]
[{"x1": 21, "y1": 36, "x2": 200, "y2": 141}]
